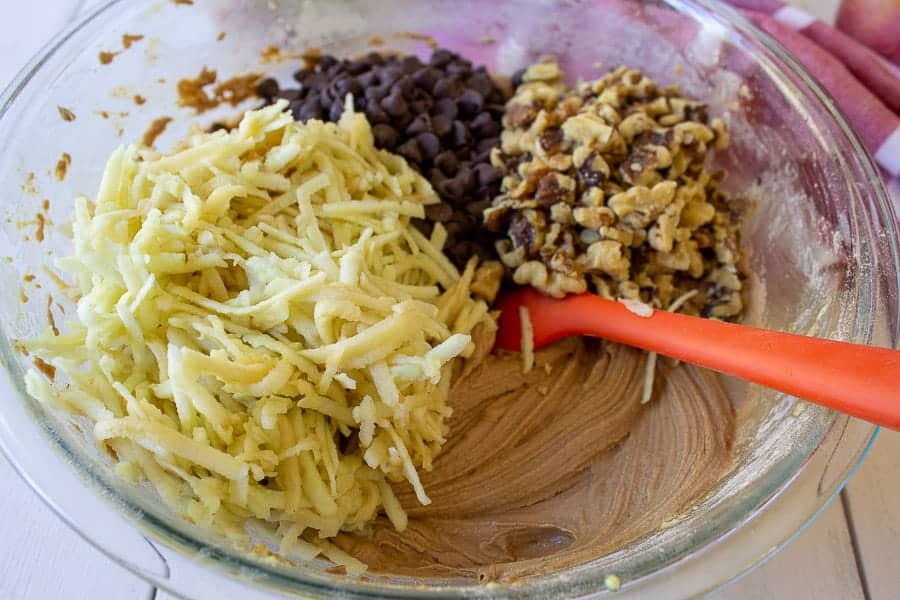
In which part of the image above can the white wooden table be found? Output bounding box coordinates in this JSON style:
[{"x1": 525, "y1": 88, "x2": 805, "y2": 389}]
[{"x1": 4, "y1": 1, "x2": 898, "y2": 598}]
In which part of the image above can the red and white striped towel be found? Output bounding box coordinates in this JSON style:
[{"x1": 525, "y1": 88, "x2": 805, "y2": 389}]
[{"x1": 726, "y1": 0, "x2": 900, "y2": 207}]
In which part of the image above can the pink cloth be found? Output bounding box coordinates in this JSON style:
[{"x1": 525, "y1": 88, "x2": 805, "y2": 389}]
[{"x1": 725, "y1": 0, "x2": 899, "y2": 203}]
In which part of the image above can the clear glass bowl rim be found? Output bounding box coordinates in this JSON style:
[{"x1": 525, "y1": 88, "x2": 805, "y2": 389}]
[{"x1": 0, "y1": 0, "x2": 895, "y2": 598}]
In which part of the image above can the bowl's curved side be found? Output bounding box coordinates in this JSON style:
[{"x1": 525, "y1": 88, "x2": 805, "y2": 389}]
[{"x1": 0, "y1": 0, "x2": 894, "y2": 598}]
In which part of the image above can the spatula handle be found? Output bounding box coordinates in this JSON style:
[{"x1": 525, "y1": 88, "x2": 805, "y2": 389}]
[{"x1": 497, "y1": 291, "x2": 900, "y2": 430}]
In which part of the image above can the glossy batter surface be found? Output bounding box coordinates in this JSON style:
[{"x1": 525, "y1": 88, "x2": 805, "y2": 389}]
[{"x1": 337, "y1": 331, "x2": 735, "y2": 580}]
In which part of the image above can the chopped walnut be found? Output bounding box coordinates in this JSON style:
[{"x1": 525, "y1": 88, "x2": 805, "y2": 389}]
[
  {"x1": 545, "y1": 272, "x2": 587, "y2": 297},
  {"x1": 617, "y1": 112, "x2": 654, "y2": 143},
  {"x1": 648, "y1": 199, "x2": 684, "y2": 253},
  {"x1": 523, "y1": 59, "x2": 563, "y2": 82},
  {"x1": 562, "y1": 113, "x2": 615, "y2": 147},
  {"x1": 573, "y1": 206, "x2": 615, "y2": 229},
  {"x1": 550, "y1": 202, "x2": 575, "y2": 225},
  {"x1": 607, "y1": 181, "x2": 676, "y2": 228},
  {"x1": 580, "y1": 187, "x2": 605, "y2": 207},
  {"x1": 496, "y1": 239, "x2": 526, "y2": 268},
  {"x1": 513, "y1": 260, "x2": 549, "y2": 289},
  {"x1": 546, "y1": 153, "x2": 573, "y2": 172},
  {"x1": 534, "y1": 172, "x2": 576, "y2": 206},
  {"x1": 486, "y1": 57, "x2": 745, "y2": 318},
  {"x1": 580, "y1": 240, "x2": 630, "y2": 280}
]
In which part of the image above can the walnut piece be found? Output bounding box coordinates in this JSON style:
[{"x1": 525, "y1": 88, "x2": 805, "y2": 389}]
[{"x1": 485, "y1": 57, "x2": 745, "y2": 318}]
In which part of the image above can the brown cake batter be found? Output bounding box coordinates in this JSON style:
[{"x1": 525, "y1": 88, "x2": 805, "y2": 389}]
[{"x1": 337, "y1": 328, "x2": 735, "y2": 580}]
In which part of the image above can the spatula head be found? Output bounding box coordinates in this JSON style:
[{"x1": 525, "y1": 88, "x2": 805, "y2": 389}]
[{"x1": 493, "y1": 287, "x2": 569, "y2": 351}]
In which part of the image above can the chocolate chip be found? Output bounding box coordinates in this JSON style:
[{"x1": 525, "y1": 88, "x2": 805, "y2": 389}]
[
  {"x1": 365, "y1": 84, "x2": 390, "y2": 102},
  {"x1": 406, "y1": 113, "x2": 431, "y2": 135},
  {"x1": 292, "y1": 68, "x2": 312, "y2": 83},
  {"x1": 409, "y1": 99, "x2": 430, "y2": 114},
  {"x1": 453, "y1": 239, "x2": 491, "y2": 263},
  {"x1": 443, "y1": 222, "x2": 463, "y2": 238},
  {"x1": 396, "y1": 138, "x2": 422, "y2": 163},
  {"x1": 334, "y1": 77, "x2": 363, "y2": 99},
  {"x1": 511, "y1": 67, "x2": 526, "y2": 88},
  {"x1": 413, "y1": 68, "x2": 439, "y2": 92},
  {"x1": 416, "y1": 132, "x2": 441, "y2": 160},
  {"x1": 401, "y1": 55, "x2": 423, "y2": 74},
  {"x1": 447, "y1": 60, "x2": 473, "y2": 76},
  {"x1": 428, "y1": 168, "x2": 446, "y2": 186},
  {"x1": 466, "y1": 72, "x2": 494, "y2": 98},
  {"x1": 381, "y1": 89, "x2": 408, "y2": 116},
  {"x1": 364, "y1": 52, "x2": 384, "y2": 65},
  {"x1": 256, "y1": 77, "x2": 280, "y2": 98},
  {"x1": 434, "y1": 151, "x2": 459, "y2": 175},
  {"x1": 358, "y1": 72, "x2": 379, "y2": 87},
  {"x1": 395, "y1": 75, "x2": 415, "y2": 98},
  {"x1": 346, "y1": 61, "x2": 370, "y2": 76},
  {"x1": 457, "y1": 89, "x2": 484, "y2": 116},
  {"x1": 328, "y1": 102, "x2": 344, "y2": 122},
  {"x1": 430, "y1": 48, "x2": 455, "y2": 67},
  {"x1": 393, "y1": 112, "x2": 413, "y2": 131},
  {"x1": 466, "y1": 199, "x2": 492, "y2": 216},
  {"x1": 438, "y1": 177, "x2": 466, "y2": 199},
  {"x1": 456, "y1": 164, "x2": 477, "y2": 192},
  {"x1": 472, "y1": 149, "x2": 491, "y2": 164},
  {"x1": 312, "y1": 55, "x2": 335, "y2": 73},
  {"x1": 433, "y1": 97, "x2": 458, "y2": 120},
  {"x1": 408, "y1": 89, "x2": 433, "y2": 114},
  {"x1": 294, "y1": 101, "x2": 323, "y2": 121},
  {"x1": 433, "y1": 76, "x2": 465, "y2": 99},
  {"x1": 305, "y1": 72, "x2": 330, "y2": 89},
  {"x1": 475, "y1": 163, "x2": 502, "y2": 186},
  {"x1": 366, "y1": 104, "x2": 388, "y2": 124},
  {"x1": 372, "y1": 124, "x2": 398, "y2": 148},
  {"x1": 315, "y1": 93, "x2": 331, "y2": 110},
  {"x1": 429, "y1": 114, "x2": 453, "y2": 137},
  {"x1": 470, "y1": 111, "x2": 499, "y2": 137},
  {"x1": 449, "y1": 120, "x2": 470, "y2": 147},
  {"x1": 379, "y1": 65, "x2": 404, "y2": 86}
]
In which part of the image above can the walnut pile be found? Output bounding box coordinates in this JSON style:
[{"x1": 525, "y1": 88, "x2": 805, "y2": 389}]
[{"x1": 484, "y1": 58, "x2": 745, "y2": 319}]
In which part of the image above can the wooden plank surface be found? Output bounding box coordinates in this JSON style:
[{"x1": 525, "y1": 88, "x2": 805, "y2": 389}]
[
  {"x1": 721, "y1": 499, "x2": 865, "y2": 600},
  {"x1": 843, "y1": 429, "x2": 900, "y2": 600},
  {"x1": 0, "y1": 455, "x2": 152, "y2": 600}
]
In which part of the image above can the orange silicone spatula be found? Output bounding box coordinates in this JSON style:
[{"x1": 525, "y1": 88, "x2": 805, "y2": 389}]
[{"x1": 494, "y1": 287, "x2": 900, "y2": 430}]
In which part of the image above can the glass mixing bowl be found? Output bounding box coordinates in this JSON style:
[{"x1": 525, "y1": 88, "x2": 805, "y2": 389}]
[{"x1": 0, "y1": 0, "x2": 896, "y2": 598}]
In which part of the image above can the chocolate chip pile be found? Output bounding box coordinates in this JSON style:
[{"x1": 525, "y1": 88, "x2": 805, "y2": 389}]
[
  {"x1": 256, "y1": 49, "x2": 510, "y2": 267},
  {"x1": 486, "y1": 58, "x2": 744, "y2": 318}
]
